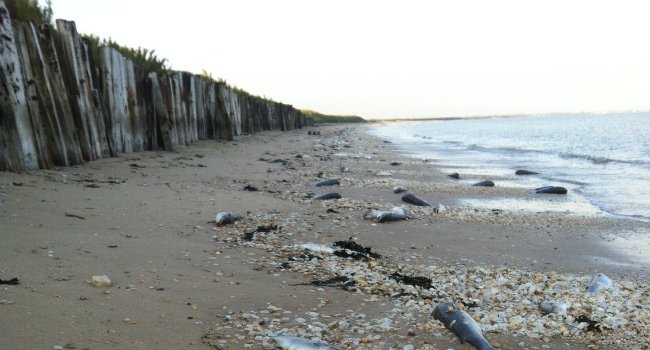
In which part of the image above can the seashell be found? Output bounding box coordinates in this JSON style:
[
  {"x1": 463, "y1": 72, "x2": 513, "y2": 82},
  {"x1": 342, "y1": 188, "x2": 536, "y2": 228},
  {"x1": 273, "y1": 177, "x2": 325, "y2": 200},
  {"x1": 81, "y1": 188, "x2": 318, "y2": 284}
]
[
  {"x1": 539, "y1": 301, "x2": 568, "y2": 316},
  {"x1": 586, "y1": 273, "x2": 612, "y2": 293}
]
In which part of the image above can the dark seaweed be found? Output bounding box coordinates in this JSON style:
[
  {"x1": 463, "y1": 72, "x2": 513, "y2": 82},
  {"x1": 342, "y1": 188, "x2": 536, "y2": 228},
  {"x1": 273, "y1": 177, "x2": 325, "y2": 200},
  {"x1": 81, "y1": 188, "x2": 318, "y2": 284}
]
[
  {"x1": 390, "y1": 272, "x2": 432, "y2": 289},
  {"x1": 334, "y1": 240, "x2": 381, "y2": 260},
  {"x1": 255, "y1": 224, "x2": 278, "y2": 232},
  {"x1": 0, "y1": 277, "x2": 19, "y2": 285}
]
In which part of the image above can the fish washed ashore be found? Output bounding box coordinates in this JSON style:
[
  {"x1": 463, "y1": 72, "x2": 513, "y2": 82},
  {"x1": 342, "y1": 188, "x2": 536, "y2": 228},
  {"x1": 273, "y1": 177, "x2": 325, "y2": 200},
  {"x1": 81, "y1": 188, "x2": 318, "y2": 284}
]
[{"x1": 1, "y1": 124, "x2": 649, "y2": 349}]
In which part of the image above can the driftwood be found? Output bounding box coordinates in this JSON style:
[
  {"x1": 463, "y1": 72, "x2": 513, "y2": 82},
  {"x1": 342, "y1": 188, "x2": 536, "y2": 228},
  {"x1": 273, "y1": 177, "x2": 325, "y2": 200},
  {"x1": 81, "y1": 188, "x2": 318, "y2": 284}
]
[{"x1": 0, "y1": 1, "x2": 307, "y2": 172}]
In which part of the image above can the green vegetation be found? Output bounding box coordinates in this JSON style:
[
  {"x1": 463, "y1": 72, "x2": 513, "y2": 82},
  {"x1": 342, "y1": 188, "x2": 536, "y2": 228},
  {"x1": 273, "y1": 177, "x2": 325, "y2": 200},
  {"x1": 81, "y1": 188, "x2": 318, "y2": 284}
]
[
  {"x1": 5, "y1": 0, "x2": 53, "y2": 24},
  {"x1": 83, "y1": 34, "x2": 169, "y2": 73},
  {"x1": 198, "y1": 69, "x2": 227, "y2": 84},
  {"x1": 301, "y1": 109, "x2": 366, "y2": 124}
]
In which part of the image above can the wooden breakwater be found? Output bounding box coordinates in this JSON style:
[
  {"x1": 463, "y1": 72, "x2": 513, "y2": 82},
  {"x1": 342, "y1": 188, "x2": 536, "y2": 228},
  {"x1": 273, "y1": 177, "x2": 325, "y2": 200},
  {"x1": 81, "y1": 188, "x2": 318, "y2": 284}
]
[{"x1": 0, "y1": 3, "x2": 306, "y2": 172}]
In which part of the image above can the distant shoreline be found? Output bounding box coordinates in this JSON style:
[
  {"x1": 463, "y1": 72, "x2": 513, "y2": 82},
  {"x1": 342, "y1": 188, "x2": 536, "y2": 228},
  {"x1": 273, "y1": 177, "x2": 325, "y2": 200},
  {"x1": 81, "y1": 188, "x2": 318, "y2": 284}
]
[{"x1": 366, "y1": 110, "x2": 650, "y2": 123}]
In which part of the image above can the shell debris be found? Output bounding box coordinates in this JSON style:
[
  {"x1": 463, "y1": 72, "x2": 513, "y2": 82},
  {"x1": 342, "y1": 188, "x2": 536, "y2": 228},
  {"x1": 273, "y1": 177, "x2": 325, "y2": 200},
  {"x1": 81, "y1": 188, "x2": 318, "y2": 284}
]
[{"x1": 203, "y1": 212, "x2": 650, "y2": 350}]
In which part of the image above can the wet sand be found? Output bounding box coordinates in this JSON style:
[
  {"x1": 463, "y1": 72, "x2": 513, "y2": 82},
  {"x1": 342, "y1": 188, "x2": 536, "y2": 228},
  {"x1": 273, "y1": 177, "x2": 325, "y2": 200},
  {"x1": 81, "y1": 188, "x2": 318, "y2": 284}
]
[{"x1": 1, "y1": 124, "x2": 648, "y2": 350}]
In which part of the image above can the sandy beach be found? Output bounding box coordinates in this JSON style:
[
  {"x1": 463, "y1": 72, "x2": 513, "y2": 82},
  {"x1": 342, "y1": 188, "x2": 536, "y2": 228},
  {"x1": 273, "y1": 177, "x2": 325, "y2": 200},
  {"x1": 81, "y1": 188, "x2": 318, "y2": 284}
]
[{"x1": 1, "y1": 124, "x2": 649, "y2": 350}]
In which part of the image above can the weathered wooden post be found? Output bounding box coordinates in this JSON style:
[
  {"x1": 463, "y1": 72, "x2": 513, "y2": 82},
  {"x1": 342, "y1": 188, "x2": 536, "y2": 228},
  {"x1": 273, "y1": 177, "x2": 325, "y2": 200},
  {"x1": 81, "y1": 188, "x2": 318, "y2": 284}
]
[
  {"x1": 0, "y1": 1, "x2": 37, "y2": 171},
  {"x1": 148, "y1": 72, "x2": 173, "y2": 151}
]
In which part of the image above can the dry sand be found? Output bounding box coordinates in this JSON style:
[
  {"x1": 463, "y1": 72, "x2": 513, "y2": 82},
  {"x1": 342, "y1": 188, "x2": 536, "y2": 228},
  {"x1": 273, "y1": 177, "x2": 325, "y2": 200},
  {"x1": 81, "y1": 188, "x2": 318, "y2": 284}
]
[{"x1": 1, "y1": 124, "x2": 649, "y2": 350}]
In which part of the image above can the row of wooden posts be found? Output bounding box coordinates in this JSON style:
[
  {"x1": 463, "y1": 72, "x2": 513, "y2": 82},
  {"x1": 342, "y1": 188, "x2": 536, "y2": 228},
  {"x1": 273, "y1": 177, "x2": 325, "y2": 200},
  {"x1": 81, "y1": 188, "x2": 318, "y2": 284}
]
[{"x1": 0, "y1": 2, "x2": 307, "y2": 172}]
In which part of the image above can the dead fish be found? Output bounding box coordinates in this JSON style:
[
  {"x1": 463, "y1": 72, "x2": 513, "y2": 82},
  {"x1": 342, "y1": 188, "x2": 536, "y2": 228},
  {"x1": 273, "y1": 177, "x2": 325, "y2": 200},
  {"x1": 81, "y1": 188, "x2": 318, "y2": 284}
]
[
  {"x1": 586, "y1": 273, "x2": 612, "y2": 293},
  {"x1": 214, "y1": 212, "x2": 241, "y2": 225},
  {"x1": 535, "y1": 186, "x2": 568, "y2": 194},
  {"x1": 362, "y1": 209, "x2": 383, "y2": 221},
  {"x1": 401, "y1": 193, "x2": 431, "y2": 206},
  {"x1": 377, "y1": 207, "x2": 408, "y2": 223},
  {"x1": 432, "y1": 303, "x2": 496, "y2": 350},
  {"x1": 363, "y1": 207, "x2": 408, "y2": 223},
  {"x1": 272, "y1": 335, "x2": 339, "y2": 350},
  {"x1": 312, "y1": 192, "x2": 342, "y2": 200},
  {"x1": 539, "y1": 301, "x2": 568, "y2": 316},
  {"x1": 516, "y1": 169, "x2": 539, "y2": 175},
  {"x1": 315, "y1": 179, "x2": 340, "y2": 187},
  {"x1": 296, "y1": 243, "x2": 334, "y2": 254}
]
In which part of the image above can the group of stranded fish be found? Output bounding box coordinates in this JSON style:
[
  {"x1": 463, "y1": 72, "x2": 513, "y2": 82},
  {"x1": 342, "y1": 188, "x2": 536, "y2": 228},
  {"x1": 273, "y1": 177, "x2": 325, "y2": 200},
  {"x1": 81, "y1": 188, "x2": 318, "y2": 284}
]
[
  {"x1": 212, "y1": 161, "x2": 597, "y2": 349},
  {"x1": 450, "y1": 170, "x2": 569, "y2": 194}
]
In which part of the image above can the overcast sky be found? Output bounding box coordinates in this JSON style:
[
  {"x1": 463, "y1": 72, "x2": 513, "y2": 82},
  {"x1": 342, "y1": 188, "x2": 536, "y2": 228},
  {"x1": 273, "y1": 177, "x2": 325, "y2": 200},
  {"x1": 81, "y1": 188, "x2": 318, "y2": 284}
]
[{"x1": 51, "y1": 0, "x2": 650, "y2": 119}]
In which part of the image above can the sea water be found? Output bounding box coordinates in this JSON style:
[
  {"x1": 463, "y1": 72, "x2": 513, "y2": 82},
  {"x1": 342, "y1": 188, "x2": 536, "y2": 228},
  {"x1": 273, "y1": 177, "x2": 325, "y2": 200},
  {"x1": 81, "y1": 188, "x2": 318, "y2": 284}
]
[{"x1": 368, "y1": 112, "x2": 650, "y2": 220}]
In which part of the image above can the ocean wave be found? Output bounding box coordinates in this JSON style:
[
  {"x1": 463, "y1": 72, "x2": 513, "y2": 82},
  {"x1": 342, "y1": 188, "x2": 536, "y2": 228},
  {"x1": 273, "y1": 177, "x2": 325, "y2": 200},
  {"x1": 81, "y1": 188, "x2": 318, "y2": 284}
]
[
  {"x1": 559, "y1": 153, "x2": 636, "y2": 165},
  {"x1": 461, "y1": 144, "x2": 649, "y2": 167}
]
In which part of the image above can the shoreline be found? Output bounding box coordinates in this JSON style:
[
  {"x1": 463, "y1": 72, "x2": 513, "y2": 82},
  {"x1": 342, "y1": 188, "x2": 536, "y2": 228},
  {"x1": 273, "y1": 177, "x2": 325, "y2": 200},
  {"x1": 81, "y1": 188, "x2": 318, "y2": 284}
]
[
  {"x1": 366, "y1": 115, "x2": 650, "y2": 224},
  {"x1": 1, "y1": 124, "x2": 648, "y2": 349}
]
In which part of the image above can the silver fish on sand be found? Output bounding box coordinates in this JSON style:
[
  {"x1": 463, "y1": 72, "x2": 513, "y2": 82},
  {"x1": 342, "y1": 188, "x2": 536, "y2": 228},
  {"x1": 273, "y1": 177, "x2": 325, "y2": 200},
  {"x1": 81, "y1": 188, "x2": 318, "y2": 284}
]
[
  {"x1": 312, "y1": 192, "x2": 342, "y2": 200},
  {"x1": 401, "y1": 193, "x2": 431, "y2": 206},
  {"x1": 586, "y1": 273, "x2": 612, "y2": 293},
  {"x1": 363, "y1": 207, "x2": 408, "y2": 223},
  {"x1": 295, "y1": 243, "x2": 334, "y2": 254},
  {"x1": 432, "y1": 302, "x2": 496, "y2": 350},
  {"x1": 271, "y1": 335, "x2": 340, "y2": 350},
  {"x1": 214, "y1": 212, "x2": 241, "y2": 225}
]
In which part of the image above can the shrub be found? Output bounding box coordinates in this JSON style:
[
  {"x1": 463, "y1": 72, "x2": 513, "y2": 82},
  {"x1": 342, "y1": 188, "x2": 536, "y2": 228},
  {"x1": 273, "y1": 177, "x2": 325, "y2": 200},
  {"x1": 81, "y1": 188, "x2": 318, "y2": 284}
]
[
  {"x1": 82, "y1": 34, "x2": 169, "y2": 73},
  {"x1": 301, "y1": 109, "x2": 366, "y2": 124},
  {"x1": 4, "y1": 0, "x2": 52, "y2": 24}
]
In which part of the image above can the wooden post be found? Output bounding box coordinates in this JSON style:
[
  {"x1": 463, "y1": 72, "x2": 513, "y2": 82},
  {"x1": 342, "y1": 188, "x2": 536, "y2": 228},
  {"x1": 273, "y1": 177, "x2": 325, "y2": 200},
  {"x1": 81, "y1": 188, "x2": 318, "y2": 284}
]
[
  {"x1": 0, "y1": 2, "x2": 38, "y2": 170},
  {"x1": 148, "y1": 72, "x2": 173, "y2": 151}
]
